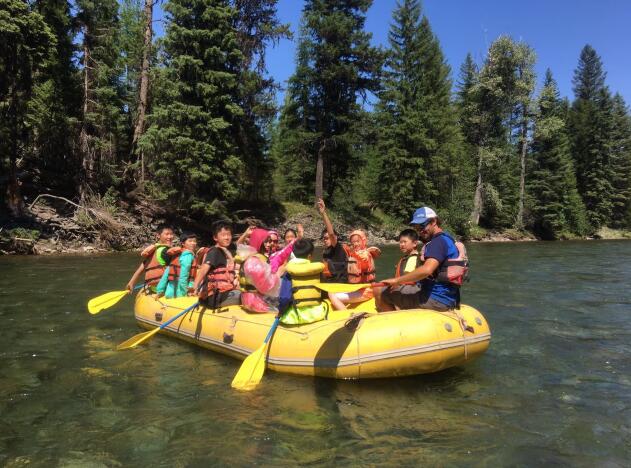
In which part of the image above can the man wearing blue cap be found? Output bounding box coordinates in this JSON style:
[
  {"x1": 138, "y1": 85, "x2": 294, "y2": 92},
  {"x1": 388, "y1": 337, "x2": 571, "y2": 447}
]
[{"x1": 374, "y1": 206, "x2": 465, "y2": 312}]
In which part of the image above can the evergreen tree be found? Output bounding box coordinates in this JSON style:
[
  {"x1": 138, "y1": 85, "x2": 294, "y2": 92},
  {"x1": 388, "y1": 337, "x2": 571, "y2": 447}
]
[
  {"x1": 140, "y1": 0, "x2": 244, "y2": 216},
  {"x1": 528, "y1": 70, "x2": 587, "y2": 239},
  {"x1": 609, "y1": 93, "x2": 631, "y2": 228},
  {"x1": 232, "y1": 0, "x2": 290, "y2": 201},
  {"x1": 76, "y1": 0, "x2": 125, "y2": 200},
  {"x1": 0, "y1": 0, "x2": 55, "y2": 215},
  {"x1": 373, "y1": 0, "x2": 463, "y2": 221},
  {"x1": 27, "y1": 0, "x2": 80, "y2": 198},
  {"x1": 568, "y1": 45, "x2": 614, "y2": 228},
  {"x1": 272, "y1": 0, "x2": 382, "y2": 204}
]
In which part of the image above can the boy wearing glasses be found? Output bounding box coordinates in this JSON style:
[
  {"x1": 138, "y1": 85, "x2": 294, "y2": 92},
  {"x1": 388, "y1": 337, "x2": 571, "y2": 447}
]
[{"x1": 375, "y1": 207, "x2": 467, "y2": 312}]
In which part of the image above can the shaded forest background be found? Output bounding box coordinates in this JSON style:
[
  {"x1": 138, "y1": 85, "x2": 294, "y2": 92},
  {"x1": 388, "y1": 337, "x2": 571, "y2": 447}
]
[{"x1": 1, "y1": 0, "x2": 630, "y2": 243}]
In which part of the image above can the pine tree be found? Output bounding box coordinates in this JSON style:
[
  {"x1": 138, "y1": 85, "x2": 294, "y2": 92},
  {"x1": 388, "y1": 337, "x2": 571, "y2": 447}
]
[
  {"x1": 0, "y1": 0, "x2": 55, "y2": 215},
  {"x1": 271, "y1": 0, "x2": 382, "y2": 205},
  {"x1": 232, "y1": 0, "x2": 290, "y2": 201},
  {"x1": 373, "y1": 0, "x2": 463, "y2": 221},
  {"x1": 609, "y1": 93, "x2": 631, "y2": 228},
  {"x1": 528, "y1": 70, "x2": 587, "y2": 239},
  {"x1": 27, "y1": 0, "x2": 81, "y2": 197},
  {"x1": 139, "y1": 0, "x2": 244, "y2": 216},
  {"x1": 568, "y1": 45, "x2": 614, "y2": 229},
  {"x1": 76, "y1": 0, "x2": 125, "y2": 200}
]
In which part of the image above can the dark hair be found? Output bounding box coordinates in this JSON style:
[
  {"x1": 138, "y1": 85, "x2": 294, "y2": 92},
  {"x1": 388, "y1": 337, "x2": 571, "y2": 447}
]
[
  {"x1": 180, "y1": 231, "x2": 197, "y2": 243},
  {"x1": 284, "y1": 228, "x2": 297, "y2": 240},
  {"x1": 293, "y1": 238, "x2": 314, "y2": 259},
  {"x1": 398, "y1": 228, "x2": 418, "y2": 241},
  {"x1": 320, "y1": 228, "x2": 339, "y2": 239},
  {"x1": 212, "y1": 220, "x2": 232, "y2": 237},
  {"x1": 434, "y1": 216, "x2": 442, "y2": 227},
  {"x1": 157, "y1": 223, "x2": 174, "y2": 234}
]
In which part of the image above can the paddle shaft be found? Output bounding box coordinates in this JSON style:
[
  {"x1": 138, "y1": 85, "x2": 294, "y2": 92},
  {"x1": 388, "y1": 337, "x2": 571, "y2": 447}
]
[{"x1": 157, "y1": 302, "x2": 199, "y2": 332}]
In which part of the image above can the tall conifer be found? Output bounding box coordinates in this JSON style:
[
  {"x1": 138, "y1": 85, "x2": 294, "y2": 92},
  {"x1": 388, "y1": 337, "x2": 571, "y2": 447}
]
[
  {"x1": 528, "y1": 70, "x2": 587, "y2": 238},
  {"x1": 140, "y1": 0, "x2": 244, "y2": 216},
  {"x1": 609, "y1": 93, "x2": 631, "y2": 228}
]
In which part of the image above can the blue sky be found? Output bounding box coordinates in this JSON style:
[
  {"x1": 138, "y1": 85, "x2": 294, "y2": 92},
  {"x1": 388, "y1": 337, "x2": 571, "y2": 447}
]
[{"x1": 155, "y1": 0, "x2": 631, "y2": 106}]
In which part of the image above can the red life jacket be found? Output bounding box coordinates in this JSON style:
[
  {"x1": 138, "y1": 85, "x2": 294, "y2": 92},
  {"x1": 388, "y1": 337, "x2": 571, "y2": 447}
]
[
  {"x1": 165, "y1": 247, "x2": 198, "y2": 284},
  {"x1": 345, "y1": 244, "x2": 380, "y2": 284},
  {"x1": 395, "y1": 252, "x2": 422, "y2": 278},
  {"x1": 199, "y1": 246, "x2": 238, "y2": 299},
  {"x1": 420, "y1": 233, "x2": 469, "y2": 286},
  {"x1": 141, "y1": 243, "x2": 169, "y2": 286}
]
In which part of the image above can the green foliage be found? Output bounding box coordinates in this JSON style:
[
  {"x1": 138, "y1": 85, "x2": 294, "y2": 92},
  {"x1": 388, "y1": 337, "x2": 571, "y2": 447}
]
[
  {"x1": 140, "y1": 0, "x2": 245, "y2": 217},
  {"x1": 271, "y1": 0, "x2": 383, "y2": 204},
  {"x1": 568, "y1": 45, "x2": 614, "y2": 229},
  {"x1": 609, "y1": 94, "x2": 631, "y2": 228},
  {"x1": 528, "y1": 70, "x2": 588, "y2": 239}
]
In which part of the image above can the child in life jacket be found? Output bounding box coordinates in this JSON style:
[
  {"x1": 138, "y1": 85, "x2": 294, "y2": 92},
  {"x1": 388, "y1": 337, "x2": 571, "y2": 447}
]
[
  {"x1": 278, "y1": 239, "x2": 329, "y2": 325},
  {"x1": 372, "y1": 229, "x2": 422, "y2": 309},
  {"x1": 126, "y1": 224, "x2": 174, "y2": 293},
  {"x1": 238, "y1": 228, "x2": 282, "y2": 313},
  {"x1": 266, "y1": 229, "x2": 297, "y2": 271},
  {"x1": 156, "y1": 232, "x2": 198, "y2": 298},
  {"x1": 193, "y1": 221, "x2": 241, "y2": 308},
  {"x1": 328, "y1": 229, "x2": 381, "y2": 310}
]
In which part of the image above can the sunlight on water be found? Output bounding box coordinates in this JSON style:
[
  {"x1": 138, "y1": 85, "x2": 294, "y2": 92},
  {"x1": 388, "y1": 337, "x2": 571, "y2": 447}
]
[{"x1": 1, "y1": 241, "x2": 630, "y2": 465}]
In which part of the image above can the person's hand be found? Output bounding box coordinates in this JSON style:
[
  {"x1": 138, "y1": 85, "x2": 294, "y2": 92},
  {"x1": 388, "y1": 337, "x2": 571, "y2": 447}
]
[
  {"x1": 316, "y1": 198, "x2": 326, "y2": 215},
  {"x1": 381, "y1": 278, "x2": 399, "y2": 287},
  {"x1": 297, "y1": 223, "x2": 304, "y2": 239},
  {"x1": 125, "y1": 282, "x2": 134, "y2": 294},
  {"x1": 246, "y1": 225, "x2": 255, "y2": 235}
]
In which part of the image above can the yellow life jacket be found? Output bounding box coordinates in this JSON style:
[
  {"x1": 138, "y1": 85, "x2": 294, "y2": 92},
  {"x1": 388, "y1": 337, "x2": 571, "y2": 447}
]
[{"x1": 286, "y1": 259, "x2": 325, "y2": 307}]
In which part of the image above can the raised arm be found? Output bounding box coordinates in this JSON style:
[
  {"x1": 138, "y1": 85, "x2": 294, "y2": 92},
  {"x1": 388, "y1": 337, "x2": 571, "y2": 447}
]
[
  {"x1": 236, "y1": 225, "x2": 255, "y2": 246},
  {"x1": 317, "y1": 198, "x2": 337, "y2": 247}
]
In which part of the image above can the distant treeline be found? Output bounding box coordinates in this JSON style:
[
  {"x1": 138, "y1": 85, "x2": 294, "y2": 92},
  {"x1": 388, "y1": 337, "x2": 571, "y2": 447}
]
[{"x1": 1, "y1": 0, "x2": 630, "y2": 239}]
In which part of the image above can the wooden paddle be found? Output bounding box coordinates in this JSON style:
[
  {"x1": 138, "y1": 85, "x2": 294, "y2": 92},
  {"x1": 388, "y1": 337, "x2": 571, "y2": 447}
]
[
  {"x1": 87, "y1": 284, "x2": 144, "y2": 315},
  {"x1": 314, "y1": 282, "x2": 386, "y2": 294},
  {"x1": 231, "y1": 316, "x2": 281, "y2": 391},
  {"x1": 116, "y1": 302, "x2": 198, "y2": 350}
]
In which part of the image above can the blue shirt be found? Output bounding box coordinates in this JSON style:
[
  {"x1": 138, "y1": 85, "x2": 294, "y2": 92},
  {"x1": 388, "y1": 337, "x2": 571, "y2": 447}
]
[{"x1": 421, "y1": 232, "x2": 459, "y2": 307}]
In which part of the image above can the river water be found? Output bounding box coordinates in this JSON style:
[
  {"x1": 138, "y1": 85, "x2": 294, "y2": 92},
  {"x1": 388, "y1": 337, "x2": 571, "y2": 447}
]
[{"x1": 1, "y1": 241, "x2": 630, "y2": 466}]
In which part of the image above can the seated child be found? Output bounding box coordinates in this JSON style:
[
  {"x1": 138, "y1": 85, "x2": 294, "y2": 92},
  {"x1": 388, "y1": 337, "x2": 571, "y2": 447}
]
[
  {"x1": 373, "y1": 229, "x2": 422, "y2": 310},
  {"x1": 156, "y1": 232, "x2": 198, "y2": 298},
  {"x1": 329, "y1": 229, "x2": 381, "y2": 310},
  {"x1": 193, "y1": 221, "x2": 240, "y2": 308},
  {"x1": 278, "y1": 239, "x2": 328, "y2": 325},
  {"x1": 126, "y1": 224, "x2": 174, "y2": 293},
  {"x1": 238, "y1": 228, "x2": 282, "y2": 313}
]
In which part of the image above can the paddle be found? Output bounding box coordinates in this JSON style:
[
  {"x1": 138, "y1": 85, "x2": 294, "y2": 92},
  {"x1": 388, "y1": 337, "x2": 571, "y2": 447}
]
[
  {"x1": 116, "y1": 302, "x2": 199, "y2": 350},
  {"x1": 231, "y1": 316, "x2": 281, "y2": 391},
  {"x1": 314, "y1": 282, "x2": 386, "y2": 294},
  {"x1": 87, "y1": 284, "x2": 144, "y2": 315}
]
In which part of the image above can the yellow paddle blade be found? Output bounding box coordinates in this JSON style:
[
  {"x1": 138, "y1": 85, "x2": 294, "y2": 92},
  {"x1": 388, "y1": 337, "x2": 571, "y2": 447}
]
[
  {"x1": 116, "y1": 327, "x2": 161, "y2": 350},
  {"x1": 315, "y1": 283, "x2": 371, "y2": 294},
  {"x1": 88, "y1": 290, "x2": 128, "y2": 314},
  {"x1": 231, "y1": 342, "x2": 270, "y2": 391}
]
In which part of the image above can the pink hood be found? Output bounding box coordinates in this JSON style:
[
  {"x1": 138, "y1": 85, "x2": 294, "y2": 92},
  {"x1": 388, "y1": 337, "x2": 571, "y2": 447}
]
[{"x1": 249, "y1": 228, "x2": 271, "y2": 253}]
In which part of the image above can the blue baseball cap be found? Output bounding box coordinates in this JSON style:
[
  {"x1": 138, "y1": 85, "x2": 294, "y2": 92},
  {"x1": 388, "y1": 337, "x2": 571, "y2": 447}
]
[{"x1": 410, "y1": 207, "x2": 437, "y2": 225}]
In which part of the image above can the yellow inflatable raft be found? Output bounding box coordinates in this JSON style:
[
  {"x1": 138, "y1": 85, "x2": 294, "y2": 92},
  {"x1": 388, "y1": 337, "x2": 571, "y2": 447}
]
[{"x1": 133, "y1": 292, "x2": 491, "y2": 379}]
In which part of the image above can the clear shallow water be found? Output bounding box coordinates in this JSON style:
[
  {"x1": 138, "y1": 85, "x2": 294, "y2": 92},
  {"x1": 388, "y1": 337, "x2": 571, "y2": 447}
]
[{"x1": 1, "y1": 241, "x2": 630, "y2": 466}]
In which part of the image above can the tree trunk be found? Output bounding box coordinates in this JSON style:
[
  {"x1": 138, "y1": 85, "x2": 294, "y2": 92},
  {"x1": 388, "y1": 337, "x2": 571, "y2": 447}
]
[
  {"x1": 470, "y1": 149, "x2": 483, "y2": 225},
  {"x1": 131, "y1": 0, "x2": 154, "y2": 185},
  {"x1": 315, "y1": 139, "x2": 326, "y2": 202},
  {"x1": 516, "y1": 114, "x2": 528, "y2": 229},
  {"x1": 80, "y1": 39, "x2": 94, "y2": 202}
]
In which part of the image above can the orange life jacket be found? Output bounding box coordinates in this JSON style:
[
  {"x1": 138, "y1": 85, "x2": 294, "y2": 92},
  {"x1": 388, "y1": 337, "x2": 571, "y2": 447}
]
[
  {"x1": 199, "y1": 246, "x2": 238, "y2": 300},
  {"x1": 141, "y1": 243, "x2": 169, "y2": 287},
  {"x1": 344, "y1": 244, "x2": 379, "y2": 284},
  {"x1": 165, "y1": 247, "x2": 198, "y2": 284}
]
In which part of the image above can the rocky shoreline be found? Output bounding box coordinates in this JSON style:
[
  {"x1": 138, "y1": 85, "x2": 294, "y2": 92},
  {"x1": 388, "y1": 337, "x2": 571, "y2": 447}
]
[{"x1": 1, "y1": 197, "x2": 629, "y2": 256}]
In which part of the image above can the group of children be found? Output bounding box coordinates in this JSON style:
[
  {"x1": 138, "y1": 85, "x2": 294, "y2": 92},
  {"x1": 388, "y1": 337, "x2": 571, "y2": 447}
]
[{"x1": 125, "y1": 198, "x2": 449, "y2": 325}]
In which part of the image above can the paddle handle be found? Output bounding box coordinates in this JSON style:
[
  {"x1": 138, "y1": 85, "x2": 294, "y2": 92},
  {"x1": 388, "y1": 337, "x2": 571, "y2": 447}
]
[
  {"x1": 263, "y1": 317, "x2": 281, "y2": 344},
  {"x1": 159, "y1": 302, "x2": 199, "y2": 330}
]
